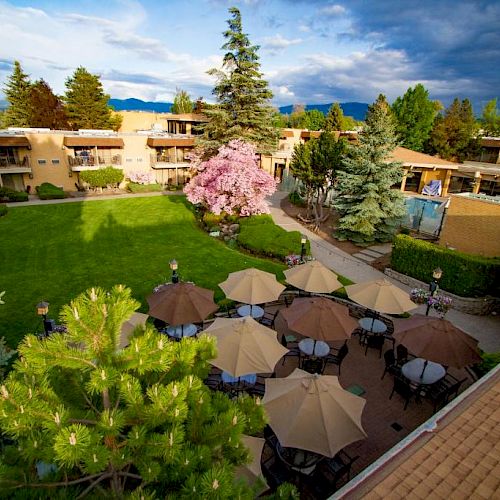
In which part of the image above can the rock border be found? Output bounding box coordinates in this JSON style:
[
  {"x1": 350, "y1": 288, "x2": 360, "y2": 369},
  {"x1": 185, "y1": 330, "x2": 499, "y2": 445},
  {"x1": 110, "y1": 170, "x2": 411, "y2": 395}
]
[{"x1": 384, "y1": 268, "x2": 499, "y2": 316}]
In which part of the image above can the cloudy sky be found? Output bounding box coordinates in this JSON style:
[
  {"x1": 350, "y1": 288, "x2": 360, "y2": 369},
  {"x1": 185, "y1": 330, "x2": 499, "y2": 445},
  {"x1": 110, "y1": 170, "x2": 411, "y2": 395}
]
[{"x1": 0, "y1": 0, "x2": 498, "y2": 111}]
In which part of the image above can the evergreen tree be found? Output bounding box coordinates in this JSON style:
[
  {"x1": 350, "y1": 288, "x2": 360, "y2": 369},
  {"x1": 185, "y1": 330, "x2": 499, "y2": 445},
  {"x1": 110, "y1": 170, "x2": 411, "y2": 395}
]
[
  {"x1": 391, "y1": 84, "x2": 439, "y2": 152},
  {"x1": 171, "y1": 88, "x2": 194, "y2": 114},
  {"x1": 64, "y1": 67, "x2": 115, "y2": 130},
  {"x1": 29, "y1": 79, "x2": 69, "y2": 129},
  {"x1": 199, "y1": 7, "x2": 279, "y2": 157},
  {"x1": 3, "y1": 61, "x2": 32, "y2": 127},
  {"x1": 333, "y1": 94, "x2": 405, "y2": 244},
  {"x1": 0, "y1": 286, "x2": 266, "y2": 497},
  {"x1": 324, "y1": 102, "x2": 344, "y2": 131},
  {"x1": 427, "y1": 98, "x2": 480, "y2": 161},
  {"x1": 481, "y1": 98, "x2": 500, "y2": 136}
]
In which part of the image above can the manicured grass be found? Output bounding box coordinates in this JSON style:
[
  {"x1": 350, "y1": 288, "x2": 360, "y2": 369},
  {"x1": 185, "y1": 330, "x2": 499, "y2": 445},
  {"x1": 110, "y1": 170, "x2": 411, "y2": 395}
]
[{"x1": 0, "y1": 196, "x2": 285, "y2": 347}]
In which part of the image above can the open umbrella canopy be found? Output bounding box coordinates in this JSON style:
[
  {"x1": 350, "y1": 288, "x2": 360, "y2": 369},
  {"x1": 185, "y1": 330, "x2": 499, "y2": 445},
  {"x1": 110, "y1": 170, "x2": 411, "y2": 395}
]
[
  {"x1": 204, "y1": 317, "x2": 289, "y2": 377},
  {"x1": 147, "y1": 282, "x2": 218, "y2": 325},
  {"x1": 393, "y1": 314, "x2": 482, "y2": 368},
  {"x1": 219, "y1": 268, "x2": 285, "y2": 305},
  {"x1": 279, "y1": 297, "x2": 357, "y2": 342},
  {"x1": 345, "y1": 278, "x2": 417, "y2": 315},
  {"x1": 235, "y1": 435, "x2": 267, "y2": 493},
  {"x1": 119, "y1": 312, "x2": 148, "y2": 349},
  {"x1": 263, "y1": 369, "x2": 367, "y2": 457},
  {"x1": 284, "y1": 261, "x2": 342, "y2": 293}
]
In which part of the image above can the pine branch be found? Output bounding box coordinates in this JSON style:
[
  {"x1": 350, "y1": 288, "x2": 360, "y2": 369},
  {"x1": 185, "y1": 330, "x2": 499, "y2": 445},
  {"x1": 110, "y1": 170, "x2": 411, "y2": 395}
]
[
  {"x1": 6, "y1": 472, "x2": 108, "y2": 489},
  {"x1": 76, "y1": 473, "x2": 112, "y2": 499},
  {"x1": 68, "y1": 418, "x2": 98, "y2": 425}
]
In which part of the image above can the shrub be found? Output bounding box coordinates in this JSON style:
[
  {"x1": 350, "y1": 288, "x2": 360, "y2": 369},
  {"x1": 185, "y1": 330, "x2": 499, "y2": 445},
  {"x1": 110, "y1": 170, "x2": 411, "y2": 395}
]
[
  {"x1": 0, "y1": 187, "x2": 28, "y2": 202},
  {"x1": 79, "y1": 167, "x2": 124, "y2": 188},
  {"x1": 36, "y1": 183, "x2": 65, "y2": 200},
  {"x1": 288, "y1": 190, "x2": 305, "y2": 207},
  {"x1": 239, "y1": 215, "x2": 309, "y2": 260},
  {"x1": 127, "y1": 170, "x2": 155, "y2": 184},
  {"x1": 127, "y1": 182, "x2": 162, "y2": 193},
  {"x1": 391, "y1": 234, "x2": 500, "y2": 297},
  {"x1": 0, "y1": 204, "x2": 7, "y2": 217}
]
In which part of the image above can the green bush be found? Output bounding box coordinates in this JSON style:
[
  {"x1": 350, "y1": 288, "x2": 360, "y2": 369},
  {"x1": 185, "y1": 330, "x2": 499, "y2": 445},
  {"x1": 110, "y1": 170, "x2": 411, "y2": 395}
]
[
  {"x1": 0, "y1": 204, "x2": 7, "y2": 217},
  {"x1": 127, "y1": 182, "x2": 162, "y2": 193},
  {"x1": 79, "y1": 167, "x2": 124, "y2": 188},
  {"x1": 391, "y1": 234, "x2": 500, "y2": 297},
  {"x1": 238, "y1": 215, "x2": 309, "y2": 260},
  {"x1": 0, "y1": 187, "x2": 28, "y2": 202},
  {"x1": 202, "y1": 212, "x2": 225, "y2": 227},
  {"x1": 288, "y1": 191, "x2": 305, "y2": 207},
  {"x1": 36, "y1": 183, "x2": 65, "y2": 200}
]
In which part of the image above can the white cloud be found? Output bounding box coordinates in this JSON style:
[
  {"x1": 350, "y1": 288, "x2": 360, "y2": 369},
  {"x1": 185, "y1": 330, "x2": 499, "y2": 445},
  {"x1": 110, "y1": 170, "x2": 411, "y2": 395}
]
[
  {"x1": 262, "y1": 34, "x2": 303, "y2": 50},
  {"x1": 319, "y1": 4, "x2": 347, "y2": 16}
]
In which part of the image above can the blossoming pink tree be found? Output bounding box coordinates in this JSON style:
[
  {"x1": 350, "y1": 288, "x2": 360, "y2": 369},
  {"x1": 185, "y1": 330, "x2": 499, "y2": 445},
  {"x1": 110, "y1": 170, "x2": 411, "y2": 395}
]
[{"x1": 184, "y1": 140, "x2": 277, "y2": 215}]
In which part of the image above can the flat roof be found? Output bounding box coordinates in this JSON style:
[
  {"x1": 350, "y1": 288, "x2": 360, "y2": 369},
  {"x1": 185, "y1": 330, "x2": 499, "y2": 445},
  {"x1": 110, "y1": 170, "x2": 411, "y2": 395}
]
[{"x1": 390, "y1": 147, "x2": 459, "y2": 169}]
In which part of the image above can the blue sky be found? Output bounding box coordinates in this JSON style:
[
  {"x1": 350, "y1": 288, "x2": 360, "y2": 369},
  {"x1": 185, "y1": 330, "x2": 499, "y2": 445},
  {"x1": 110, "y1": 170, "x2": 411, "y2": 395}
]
[{"x1": 0, "y1": 0, "x2": 499, "y2": 112}]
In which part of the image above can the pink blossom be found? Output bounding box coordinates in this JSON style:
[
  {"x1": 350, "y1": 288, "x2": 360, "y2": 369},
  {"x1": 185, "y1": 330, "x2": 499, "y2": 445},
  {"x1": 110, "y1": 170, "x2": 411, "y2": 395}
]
[{"x1": 184, "y1": 140, "x2": 277, "y2": 215}]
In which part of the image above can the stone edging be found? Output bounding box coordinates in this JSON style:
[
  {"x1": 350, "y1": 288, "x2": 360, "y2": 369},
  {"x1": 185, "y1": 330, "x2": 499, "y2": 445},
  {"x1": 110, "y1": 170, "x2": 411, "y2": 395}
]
[{"x1": 384, "y1": 268, "x2": 499, "y2": 316}]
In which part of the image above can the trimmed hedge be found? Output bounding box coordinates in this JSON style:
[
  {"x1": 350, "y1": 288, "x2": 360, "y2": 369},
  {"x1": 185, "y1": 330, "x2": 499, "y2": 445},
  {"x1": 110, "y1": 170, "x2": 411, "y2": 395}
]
[
  {"x1": 0, "y1": 204, "x2": 7, "y2": 217},
  {"x1": 36, "y1": 183, "x2": 65, "y2": 200},
  {"x1": 0, "y1": 187, "x2": 28, "y2": 202},
  {"x1": 238, "y1": 215, "x2": 309, "y2": 260},
  {"x1": 79, "y1": 167, "x2": 124, "y2": 188},
  {"x1": 127, "y1": 182, "x2": 162, "y2": 193},
  {"x1": 202, "y1": 212, "x2": 239, "y2": 227},
  {"x1": 391, "y1": 234, "x2": 500, "y2": 297}
]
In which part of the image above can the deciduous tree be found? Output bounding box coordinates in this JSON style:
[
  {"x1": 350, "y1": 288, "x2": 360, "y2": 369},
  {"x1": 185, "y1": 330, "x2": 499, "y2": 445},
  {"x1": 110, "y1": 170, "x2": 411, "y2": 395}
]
[
  {"x1": 3, "y1": 61, "x2": 32, "y2": 127},
  {"x1": 29, "y1": 79, "x2": 69, "y2": 129},
  {"x1": 481, "y1": 98, "x2": 500, "y2": 136},
  {"x1": 171, "y1": 88, "x2": 194, "y2": 114},
  {"x1": 333, "y1": 95, "x2": 405, "y2": 244},
  {"x1": 184, "y1": 140, "x2": 277, "y2": 215}
]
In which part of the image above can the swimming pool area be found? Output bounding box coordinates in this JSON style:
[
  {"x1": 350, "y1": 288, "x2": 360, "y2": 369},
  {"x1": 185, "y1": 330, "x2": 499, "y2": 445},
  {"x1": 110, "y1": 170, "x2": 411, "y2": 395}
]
[{"x1": 402, "y1": 196, "x2": 446, "y2": 235}]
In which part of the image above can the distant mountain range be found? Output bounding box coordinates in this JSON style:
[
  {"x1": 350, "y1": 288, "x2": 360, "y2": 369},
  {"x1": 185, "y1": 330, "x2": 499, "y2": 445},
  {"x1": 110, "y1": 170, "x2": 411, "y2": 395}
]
[{"x1": 108, "y1": 98, "x2": 369, "y2": 121}]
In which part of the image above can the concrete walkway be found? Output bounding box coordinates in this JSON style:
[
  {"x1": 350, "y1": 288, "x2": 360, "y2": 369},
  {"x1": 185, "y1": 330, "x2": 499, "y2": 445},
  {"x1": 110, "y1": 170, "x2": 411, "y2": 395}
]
[{"x1": 269, "y1": 192, "x2": 500, "y2": 353}]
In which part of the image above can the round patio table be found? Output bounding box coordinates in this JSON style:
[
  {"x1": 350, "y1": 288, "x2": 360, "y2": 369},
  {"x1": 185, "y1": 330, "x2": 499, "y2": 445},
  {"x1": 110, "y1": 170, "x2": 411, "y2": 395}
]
[
  {"x1": 402, "y1": 358, "x2": 446, "y2": 385},
  {"x1": 358, "y1": 317, "x2": 387, "y2": 334},
  {"x1": 237, "y1": 304, "x2": 265, "y2": 319},
  {"x1": 298, "y1": 339, "x2": 330, "y2": 357},
  {"x1": 221, "y1": 372, "x2": 257, "y2": 385},
  {"x1": 165, "y1": 323, "x2": 198, "y2": 339}
]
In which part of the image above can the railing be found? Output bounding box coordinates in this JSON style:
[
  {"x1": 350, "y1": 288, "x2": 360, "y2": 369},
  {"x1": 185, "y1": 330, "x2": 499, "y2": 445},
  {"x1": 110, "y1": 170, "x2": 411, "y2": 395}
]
[
  {"x1": 0, "y1": 156, "x2": 31, "y2": 168},
  {"x1": 68, "y1": 154, "x2": 122, "y2": 167},
  {"x1": 151, "y1": 154, "x2": 190, "y2": 164}
]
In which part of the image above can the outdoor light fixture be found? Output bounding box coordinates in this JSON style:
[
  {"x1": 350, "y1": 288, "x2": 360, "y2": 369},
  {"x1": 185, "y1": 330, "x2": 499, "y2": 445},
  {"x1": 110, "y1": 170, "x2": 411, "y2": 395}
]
[
  {"x1": 426, "y1": 268, "x2": 443, "y2": 315},
  {"x1": 300, "y1": 236, "x2": 307, "y2": 264},
  {"x1": 36, "y1": 301, "x2": 53, "y2": 335},
  {"x1": 170, "y1": 259, "x2": 179, "y2": 284}
]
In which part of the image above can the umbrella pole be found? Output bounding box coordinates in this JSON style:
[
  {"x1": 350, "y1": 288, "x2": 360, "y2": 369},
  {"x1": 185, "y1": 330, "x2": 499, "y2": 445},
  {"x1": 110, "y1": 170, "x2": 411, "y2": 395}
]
[
  {"x1": 420, "y1": 360, "x2": 428, "y2": 379},
  {"x1": 250, "y1": 304, "x2": 253, "y2": 317},
  {"x1": 181, "y1": 324, "x2": 184, "y2": 338},
  {"x1": 313, "y1": 339, "x2": 317, "y2": 355}
]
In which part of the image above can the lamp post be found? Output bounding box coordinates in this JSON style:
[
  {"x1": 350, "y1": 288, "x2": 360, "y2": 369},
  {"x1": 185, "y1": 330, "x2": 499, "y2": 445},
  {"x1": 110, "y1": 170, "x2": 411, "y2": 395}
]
[
  {"x1": 300, "y1": 236, "x2": 307, "y2": 264},
  {"x1": 36, "y1": 301, "x2": 52, "y2": 335},
  {"x1": 426, "y1": 267, "x2": 443, "y2": 316},
  {"x1": 170, "y1": 259, "x2": 179, "y2": 284}
]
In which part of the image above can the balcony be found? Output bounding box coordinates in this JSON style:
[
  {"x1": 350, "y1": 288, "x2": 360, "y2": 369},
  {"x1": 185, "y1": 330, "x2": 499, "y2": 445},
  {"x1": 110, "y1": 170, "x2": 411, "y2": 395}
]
[
  {"x1": 68, "y1": 154, "x2": 122, "y2": 171},
  {"x1": 0, "y1": 156, "x2": 32, "y2": 174},
  {"x1": 150, "y1": 154, "x2": 190, "y2": 169}
]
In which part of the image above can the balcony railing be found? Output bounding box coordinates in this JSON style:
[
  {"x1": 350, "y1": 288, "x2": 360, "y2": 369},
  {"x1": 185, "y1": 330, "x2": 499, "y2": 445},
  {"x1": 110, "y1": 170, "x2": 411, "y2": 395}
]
[
  {"x1": 151, "y1": 154, "x2": 190, "y2": 164},
  {"x1": 0, "y1": 156, "x2": 31, "y2": 168},
  {"x1": 68, "y1": 154, "x2": 122, "y2": 167}
]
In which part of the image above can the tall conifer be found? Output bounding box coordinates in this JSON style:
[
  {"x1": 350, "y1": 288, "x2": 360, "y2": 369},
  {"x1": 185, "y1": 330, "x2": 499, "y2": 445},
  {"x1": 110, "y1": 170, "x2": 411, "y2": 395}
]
[
  {"x1": 324, "y1": 103, "x2": 344, "y2": 131},
  {"x1": 3, "y1": 61, "x2": 32, "y2": 127}
]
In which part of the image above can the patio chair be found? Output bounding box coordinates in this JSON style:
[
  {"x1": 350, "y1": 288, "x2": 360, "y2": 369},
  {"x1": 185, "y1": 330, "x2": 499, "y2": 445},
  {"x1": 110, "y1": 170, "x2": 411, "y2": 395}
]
[
  {"x1": 260, "y1": 310, "x2": 279, "y2": 328},
  {"x1": 363, "y1": 334, "x2": 384, "y2": 358},
  {"x1": 261, "y1": 441, "x2": 292, "y2": 490},
  {"x1": 381, "y1": 349, "x2": 400, "y2": 379},
  {"x1": 281, "y1": 335, "x2": 301, "y2": 366},
  {"x1": 315, "y1": 450, "x2": 359, "y2": 493},
  {"x1": 322, "y1": 343, "x2": 348, "y2": 376},
  {"x1": 396, "y1": 344, "x2": 409, "y2": 365},
  {"x1": 302, "y1": 357, "x2": 324, "y2": 375},
  {"x1": 389, "y1": 374, "x2": 416, "y2": 410}
]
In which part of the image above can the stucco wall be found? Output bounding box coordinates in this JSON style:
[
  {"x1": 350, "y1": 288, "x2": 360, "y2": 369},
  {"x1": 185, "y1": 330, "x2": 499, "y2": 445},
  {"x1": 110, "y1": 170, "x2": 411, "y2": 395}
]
[{"x1": 438, "y1": 195, "x2": 500, "y2": 257}]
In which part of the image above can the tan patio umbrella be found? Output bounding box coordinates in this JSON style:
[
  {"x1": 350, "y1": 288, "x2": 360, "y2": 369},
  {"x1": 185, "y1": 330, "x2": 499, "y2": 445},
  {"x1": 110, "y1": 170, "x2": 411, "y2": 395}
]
[
  {"x1": 280, "y1": 297, "x2": 357, "y2": 342},
  {"x1": 345, "y1": 278, "x2": 417, "y2": 314},
  {"x1": 284, "y1": 260, "x2": 342, "y2": 293},
  {"x1": 219, "y1": 268, "x2": 285, "y2": 305},
  {"x1": 235, "y1": 435, "x2": 267, "y2": 493},
  {"x1": 393, "y1": 314, "x2": 482, "y2": 368},
  {"x1": 204, "y1": 317, "x2": 289, "y2": 376},
  {"x1": 263, "y1": 369, "x2": 367, "y2": 457},
  {"x1": 147, "y1": 282, "x2": 218, "y2": 325},
  {"x1": 119, "y1": 312, "x2": 148, "y2": 349}
]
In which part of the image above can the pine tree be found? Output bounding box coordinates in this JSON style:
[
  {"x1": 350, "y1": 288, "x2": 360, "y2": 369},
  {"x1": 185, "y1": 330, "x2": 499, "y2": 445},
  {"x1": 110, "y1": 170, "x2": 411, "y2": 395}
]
[
  {"x1": 324, "y1": 103, "x2": 344, "y2": 131},
  {"x1": 0, "y1": 286, "x2": 266, "y2": 497},
  {"x1": 391, "y1": 84, "x2": 439, "y2": 152},
  {"x1": 199, "y1": 7, "x2": 279, "y2": 157},
  {"x1": 29, "y1": 79, "x2": 69, "y2": 129},
  {"x1": 333, "y1": 94, "x2": 405, "y2": 244},
  {"x1": 481, "y1": 98, "x2": 500, "y2": 136},
  {"x1": 3, "y1": 61, "x2": 32, "y2": 127},
  {"x1": 64, "y1": 67, "x2": 115, "y2": 130},
  {"x1": 171, "y1": 88, "x2": 194, "y2": 114}
]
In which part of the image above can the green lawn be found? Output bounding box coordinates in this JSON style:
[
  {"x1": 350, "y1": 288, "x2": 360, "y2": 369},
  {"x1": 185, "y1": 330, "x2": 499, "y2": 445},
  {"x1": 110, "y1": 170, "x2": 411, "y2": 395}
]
[{"x1": 0, "y1": 196, "x2": 285, "y2": 346}]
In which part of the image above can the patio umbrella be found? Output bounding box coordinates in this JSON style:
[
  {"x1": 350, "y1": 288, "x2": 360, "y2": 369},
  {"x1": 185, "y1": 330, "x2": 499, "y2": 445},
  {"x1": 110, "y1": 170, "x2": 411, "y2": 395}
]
[
  {"x1": 236, "y1": 435, "x2": 267, "y2": 493},
  {"x1": 279, "y1": 297, "x2": 357, "y2": 342},
  {"x1": 203, "y1": 317, "x2": 289, "y2": 377},
  {"x1": 284, "y1": 260, "x2": 343, "y2": 293},
  {"x1": 345, "y1": 278, "x2": 417, "y2": 315},
  {"x1": 219, "y1": 268, "x2": 285, "y2": 305},
  {"x1": 119, "y1": 312, "x2": 148, "y2": 349},
  {"x1": 262, "y1": 369, "x2": 367, "y2": 457},
  {"x1": 147, "y1": 282, "x2": 218, "y2": 325},
  {"x1": 392, "y1": 314, "x2": 482, "y2": 369}
]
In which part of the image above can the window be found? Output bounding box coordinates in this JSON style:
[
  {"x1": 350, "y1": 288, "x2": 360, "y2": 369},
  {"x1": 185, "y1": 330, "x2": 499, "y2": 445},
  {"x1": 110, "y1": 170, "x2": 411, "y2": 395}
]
[
  {"x1": 178, "y1": 122, "x2": 186, "y2": 134},
  {"x1": 51, "y1": 159, "x2": 60, "y2": 165},
  {"x1": 168, "y1": 121, "x2": 176, "y2": 134},
  {"x1": 137, "y1": 158, "x2": 143, "y2": 162},
  {"x1": 37, "y1": 159, "x2": 47, "y2": 165},
  {"x1": 126, "y1": 158, "x2": 133, "y2": 163}
]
